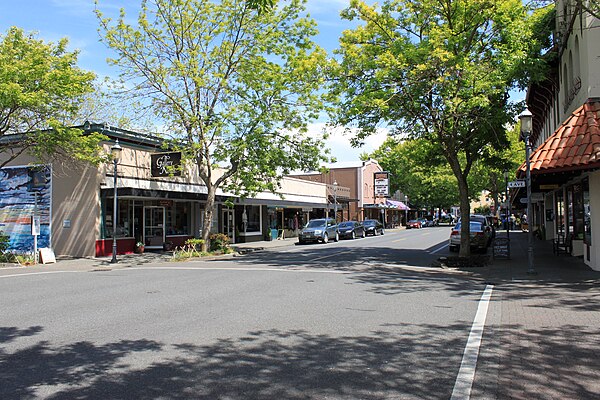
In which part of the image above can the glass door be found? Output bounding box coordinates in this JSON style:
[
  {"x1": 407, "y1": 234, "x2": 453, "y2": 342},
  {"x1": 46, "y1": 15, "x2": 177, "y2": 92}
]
[
  {"x1": 222, "y1": 208, "x2": 235, "y2": 243},
  {"x1": 144, "y1": 206, "x2": 165, "y2": 248}
]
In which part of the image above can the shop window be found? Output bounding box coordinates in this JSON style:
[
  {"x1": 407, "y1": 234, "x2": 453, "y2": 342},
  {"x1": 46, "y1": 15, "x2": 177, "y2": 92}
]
[
  {"x1": 237, "y1": 205, "x2": 261, "y2": 234},
  {"x1": 568, "y1": 183, "x2": 585, "y2": 240},
  {"x1": 104, "y1": 198, "x2": 133, "y2": 238},
  {"x1": 556, "y1": 191, "x2": 565, "y2": 235},
  {"x1": 583, "y1": 179, "x2": 591, "y2": 245},
  {"x1": 166, "y1": 202, "x2": 191, "y2": 235}
]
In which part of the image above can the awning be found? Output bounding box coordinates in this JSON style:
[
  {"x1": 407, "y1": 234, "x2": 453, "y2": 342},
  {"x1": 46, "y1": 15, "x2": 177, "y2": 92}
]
[
  {"x1": 386, "y1": 199, "x2": 410, "y2": 210},
  {"x1": 519, "y1": 100, "x2": 600, "y2": 177}
]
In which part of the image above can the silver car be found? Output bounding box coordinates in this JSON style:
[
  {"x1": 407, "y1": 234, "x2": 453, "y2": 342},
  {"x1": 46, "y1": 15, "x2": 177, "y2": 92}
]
[
  {"x1": 449, "y1": 221, "x2": 491, "y2": 252},
  {"x1": 298, "y1": 218, "x2": 339, "y2": 244}
]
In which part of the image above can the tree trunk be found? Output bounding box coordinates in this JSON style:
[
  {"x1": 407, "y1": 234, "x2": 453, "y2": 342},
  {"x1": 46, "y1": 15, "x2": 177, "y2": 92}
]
[
  {"x1": 457, "y1": 175, "x2": 471, "y2": 257},
  {"x1": 200, "y1": 185, "x2": 217, "y2": 252}
]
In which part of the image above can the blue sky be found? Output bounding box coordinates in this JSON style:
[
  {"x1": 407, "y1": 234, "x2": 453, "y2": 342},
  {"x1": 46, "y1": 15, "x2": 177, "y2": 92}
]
[
  {"x1": 0, "y1": 1, "x2": 522, "y2": 163},
  {"x1": 1, "y1": 0, "x2": 382, "y2": 162}
]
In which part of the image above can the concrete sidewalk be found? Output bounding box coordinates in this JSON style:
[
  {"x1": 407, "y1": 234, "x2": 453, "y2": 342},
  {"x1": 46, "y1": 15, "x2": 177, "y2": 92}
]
[{"x1": 469, "y1": 232, "x2": 600, "y2": 399}]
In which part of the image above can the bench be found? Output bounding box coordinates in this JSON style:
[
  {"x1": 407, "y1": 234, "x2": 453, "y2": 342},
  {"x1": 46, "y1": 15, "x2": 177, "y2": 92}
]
[{"x1": 553, "y1": 233, "x2": 572, "y2": 255}]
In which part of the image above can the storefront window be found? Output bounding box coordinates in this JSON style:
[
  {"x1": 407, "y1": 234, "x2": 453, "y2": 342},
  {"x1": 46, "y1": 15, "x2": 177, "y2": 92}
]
[
  {"x1": 556, "y1": 190, "x2": 564, "y2": 235},
  {"x1": 583, "y1": 179, "x2": 591, "y2": 244},
  {"x1": 237, "y1": 205, "x2": 261, "y2": 234},
  {"x1": 166, "y1": 202, "x2": 191, "y2": 235},
  {"x1": 569, "y1": 183, "x2": 585, "y2": 240},
  {"x1": 104, "y1": 198, "x2": 133, "y2": 238}
]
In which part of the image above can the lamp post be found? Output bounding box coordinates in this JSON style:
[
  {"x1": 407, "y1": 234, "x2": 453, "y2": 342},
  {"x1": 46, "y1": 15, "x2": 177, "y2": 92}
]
[
  {"x1": 333, "y1": 180, "x2": 338, "y2": 221},
  {"x1": 404, "y1": 195, "x2": 409, "y2": 226},
  {"x1": 519, "y1": 108, "x2": 535, "y2": 275},
  {"x1": 503, "y1": 170, "x2": 510, "y2": 238},
  {"x1": 110, "y1": 139, "x2": 122, "y2": 264}
]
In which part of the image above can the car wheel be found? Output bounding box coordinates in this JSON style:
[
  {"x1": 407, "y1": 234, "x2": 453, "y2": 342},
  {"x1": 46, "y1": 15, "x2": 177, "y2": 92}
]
[
  {"x1": 298, "y1": 239, "x2": 305, "y2": 245},
  {"x1": 322, "y1": 233, "x2": 329, "y2": 244},
  {"x1": 334, "y1": 232, "x2": 339, "y2": 242},
  {"x1": 361, "y1": 230, "x2": 366, "y2": 238},
  {"x1": 351, "y1": 231, "x2": 356, "y2": 239},
  {"x1": 381, "y1": 229, "x2": 385, "y2": 235},
  {"x1": 449, "y1": 245, "x2": 458, "y2": 252}
]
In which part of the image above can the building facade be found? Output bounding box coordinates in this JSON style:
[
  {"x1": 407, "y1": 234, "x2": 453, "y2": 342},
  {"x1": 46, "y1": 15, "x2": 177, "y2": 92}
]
[
  {"x1": 0, "y1": 123, "x2": 347, "y2": 258},
  {"x1": 520, "y1": 1, "x2": 600, "y2": 269}
]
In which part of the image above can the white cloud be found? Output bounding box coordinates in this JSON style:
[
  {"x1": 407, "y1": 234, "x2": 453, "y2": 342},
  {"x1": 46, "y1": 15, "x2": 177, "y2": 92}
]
[{"x1": 305, "y1": 123, "x2": 389, "y2": 163}]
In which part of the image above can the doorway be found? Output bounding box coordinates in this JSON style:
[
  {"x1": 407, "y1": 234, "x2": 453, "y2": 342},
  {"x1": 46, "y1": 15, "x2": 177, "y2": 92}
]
[
  {"x1": 144, "y1": 206, "x2": 165, "y2": 249},
  {"x1": 222, "y1": 208, "x2": 235, "y2": 243}
]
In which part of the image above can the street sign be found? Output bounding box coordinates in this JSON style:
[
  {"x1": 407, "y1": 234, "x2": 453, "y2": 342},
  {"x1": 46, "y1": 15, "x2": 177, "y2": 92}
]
[
  {"x1": 520, "y1": 198, "x2": 528, "y2": 204},
  {"x1": 508, "y1": 180, "x2": 526, "y2": 188}
]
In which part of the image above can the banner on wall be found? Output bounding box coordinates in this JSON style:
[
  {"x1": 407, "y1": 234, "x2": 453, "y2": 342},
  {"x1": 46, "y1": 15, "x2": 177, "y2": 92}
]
[{"x1": 0, "y1": 165, "x2": 52, "y2": 252}]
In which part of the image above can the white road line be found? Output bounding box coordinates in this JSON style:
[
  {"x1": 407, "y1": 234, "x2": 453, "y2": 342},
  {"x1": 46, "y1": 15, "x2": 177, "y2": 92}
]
[
  {"x1": 310, "y1": 250, "x2": 354, "y2": 262},
  {"x1": 451, "y1": 284, "x2": 494, "y2": 400},
  {"x1": 392, "y1": 238, "x2": 406, "y2": 243},
  {"x1": 0, "y1": 271, "x2": 79, "y2": 279},
  {"x1": 126, "y1": 266, "x2": 351, "y2": 274},
  {"x1": 430, "y1": 243, "x2": 449, "y2": 254}
]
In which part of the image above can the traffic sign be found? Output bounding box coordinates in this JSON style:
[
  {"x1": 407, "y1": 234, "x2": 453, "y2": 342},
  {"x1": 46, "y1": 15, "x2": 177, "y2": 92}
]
[{"x1": 508, "y1": 180, "x2": 526, "y2": 188}]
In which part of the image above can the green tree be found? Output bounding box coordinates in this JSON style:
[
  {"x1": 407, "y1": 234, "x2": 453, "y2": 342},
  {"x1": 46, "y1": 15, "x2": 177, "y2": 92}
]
[
  {"x1": 0, "y1": 27, "x2": 105, "y2": 167},
  {"x1": 331, "y1": 0, "x2": 550, "y2": 256},
  {"x1": 96, "y1": 0, "x2": 330, "y2": 251},
  {"x1": 370, "y1": 138, "x2": 461, "y2": 212}
]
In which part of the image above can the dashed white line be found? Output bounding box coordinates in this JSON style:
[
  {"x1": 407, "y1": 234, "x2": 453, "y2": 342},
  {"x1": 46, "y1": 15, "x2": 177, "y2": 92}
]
[{"x1": 451, "y1": 284, "x2": 494, "y2": 400}]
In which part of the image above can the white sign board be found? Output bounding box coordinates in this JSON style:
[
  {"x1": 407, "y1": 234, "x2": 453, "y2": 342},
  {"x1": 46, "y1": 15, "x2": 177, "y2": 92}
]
[
  {"x1": 508, "y1": 180, "x2": 526, "y2": 188},
  {"x1": 31, "y1": 215, "x2": 41, "y2": 235},
  {"x1": 374, "y1": 171, "x2": 390, "y2": 197},
  {"x1": 39, "y1": 248, "x2": 56, "y2": 264}
]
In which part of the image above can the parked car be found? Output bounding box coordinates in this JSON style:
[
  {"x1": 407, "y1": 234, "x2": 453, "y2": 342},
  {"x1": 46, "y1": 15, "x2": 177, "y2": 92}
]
[
  {"x1": 448, "y1": 221, "x2": 492, "y2": 252},
  {"x1": 419, "y1": 218, "x2": 429, "y2": 227},
  {"x1": 459, "y1": 214, "x2": 494, "y2": 239},
  {"x1": 363, "y1": 219, "x2": 385, "y2": 236},
  {"x1": 337, "y1": 221, "x2": 366, "y2": 239},
  {"x1": 298, "y1": 218, "x2": 339, "y2": 244},
  {"x1": 407, "y1": 219, "x2": 422, "y2": 229}
]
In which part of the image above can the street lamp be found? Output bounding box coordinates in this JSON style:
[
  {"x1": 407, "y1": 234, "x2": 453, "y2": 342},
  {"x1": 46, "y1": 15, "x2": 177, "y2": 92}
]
[
  {"x1": 519, "y1": 108, "x2": 535, "y2": 275},
  {"x1": 404, "y1": 194, "x2": 409, "y2": 226},
  {"x1": 110, "y1": 139, "x2": 122, "y2": 264},
  {"x1": 333, "y1": 180, "x2": 338, "y2": 221}
]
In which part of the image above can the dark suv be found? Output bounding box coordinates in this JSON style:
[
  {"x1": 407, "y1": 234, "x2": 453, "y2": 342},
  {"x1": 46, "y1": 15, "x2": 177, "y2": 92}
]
[{"x1": 298, "y1": 218, "x2": 339, "y2": 244}]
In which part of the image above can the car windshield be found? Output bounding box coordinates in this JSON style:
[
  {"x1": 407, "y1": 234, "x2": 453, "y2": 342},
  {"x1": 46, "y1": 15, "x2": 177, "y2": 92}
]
[
  {"x1": 409, "y1": 220, "x2": 419, "y2": 223},
  {"x1": 306, "y1": 220, "x2": 326, "y2": 228},
  {"x1": 338, "y1": 222, "x2": 354, "y2": 228},
  {"x1": 453, "y1": 222, "x2": 483, "y2": 231},
  {"x1": 363, "y1": 220, "x2": 376, "y2": 226}
]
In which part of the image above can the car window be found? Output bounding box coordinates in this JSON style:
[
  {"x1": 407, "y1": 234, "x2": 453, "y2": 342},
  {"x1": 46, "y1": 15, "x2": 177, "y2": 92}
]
[{"x1": 306, "y1": 220, "x2": 325, "y2": 228}]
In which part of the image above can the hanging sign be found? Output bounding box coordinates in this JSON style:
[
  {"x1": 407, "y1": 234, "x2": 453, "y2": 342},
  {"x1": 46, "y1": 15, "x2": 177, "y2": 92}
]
[
  {"x1": 151, "y1": 152, "x2": 182, "y2": 177},
  {"x1": 374, "y1": 171, "x2": 390, "y2": 197}
]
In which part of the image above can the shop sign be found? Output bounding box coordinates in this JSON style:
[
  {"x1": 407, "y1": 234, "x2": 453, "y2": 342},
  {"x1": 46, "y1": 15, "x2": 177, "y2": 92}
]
[
  {"x1": 151, "y1": 152, "x2": 182, "y2": 177},
  {"x1": 374, "y1": 171, "x2": 390, "y2": 197},
  {"x1": 159, "y1": 200, "x2": 173, "y2": 207},
  {"x1": 302, "y1": 207, "x2": 312, "y2": 212},
  {"x1": 540, "y1": 184, "x2": 559, "y2": 190}
]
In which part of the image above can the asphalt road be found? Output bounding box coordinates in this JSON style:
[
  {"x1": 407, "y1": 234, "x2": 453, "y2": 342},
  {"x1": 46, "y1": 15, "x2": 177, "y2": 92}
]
[{"x1": 1, "y1": 227, "x2": 494, "y2": 399}]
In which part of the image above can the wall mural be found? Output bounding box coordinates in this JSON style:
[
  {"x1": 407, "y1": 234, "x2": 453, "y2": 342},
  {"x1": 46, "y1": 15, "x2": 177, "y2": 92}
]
[{"x1": 0, "y1": 165, "x2": 51, "y2": 253}]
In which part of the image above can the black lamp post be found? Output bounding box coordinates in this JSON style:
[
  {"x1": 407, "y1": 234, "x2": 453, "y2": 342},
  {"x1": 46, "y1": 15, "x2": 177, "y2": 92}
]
[
  {"x1": 110, "y1": 139, "x2": 122, "y2": 264},
  {"x1": 333, "y1": 180, "x2": 338, "y2": 221},
  {"x1": 519, "y1": 108, "x2": 535, "y2": 275}
]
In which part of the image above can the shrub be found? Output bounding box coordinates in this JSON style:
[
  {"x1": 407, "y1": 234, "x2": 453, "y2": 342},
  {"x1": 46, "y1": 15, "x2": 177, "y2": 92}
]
[
  {"x1": 0, "y1": 231, "x2": 9, "y2": 254},
  {"x1": 209, "y1": 233, "x2": 230, "y2": 252}
]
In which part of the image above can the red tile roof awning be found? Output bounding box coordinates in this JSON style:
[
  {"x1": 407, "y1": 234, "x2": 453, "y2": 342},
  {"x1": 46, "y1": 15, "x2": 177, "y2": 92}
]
[{"x1": 519, "y1": 100, "x2": 600, "y2": 176}]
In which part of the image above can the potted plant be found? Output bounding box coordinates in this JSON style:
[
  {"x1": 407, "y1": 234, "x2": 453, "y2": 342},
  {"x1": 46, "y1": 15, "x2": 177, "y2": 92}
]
[{"x1": 134, "y1": 241, "x2": 145, "y2": 254}]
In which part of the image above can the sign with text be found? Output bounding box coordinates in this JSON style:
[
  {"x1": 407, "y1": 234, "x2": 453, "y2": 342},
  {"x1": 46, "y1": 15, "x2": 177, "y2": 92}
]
[
  {"x1": 374, "y1": 171, "x2": 390, "y2": 197},
  {"x1": 151, "y1": 152, "x2": 182, "y2": 177},
  {"x1": 508, "y1": 180, "x2": 526, "y2": 188}
]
